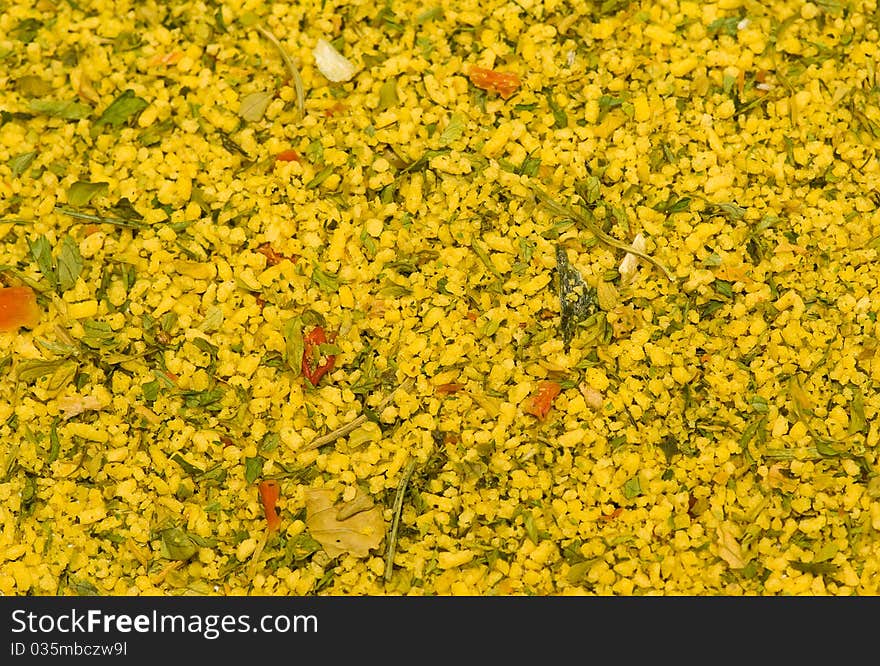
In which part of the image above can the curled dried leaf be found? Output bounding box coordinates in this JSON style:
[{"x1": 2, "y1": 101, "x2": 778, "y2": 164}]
[{"x1": 305, "y1": 488, "x2": 384, "y2": 558}]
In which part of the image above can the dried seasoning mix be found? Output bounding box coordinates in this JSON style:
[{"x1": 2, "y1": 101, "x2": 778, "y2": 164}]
[{"x1": 1, "y1": 0, "x2": 879, "y2": 596}]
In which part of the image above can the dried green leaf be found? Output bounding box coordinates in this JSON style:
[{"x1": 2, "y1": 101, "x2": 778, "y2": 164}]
[
  {"x1": 8, "y1": 151, "x2": 37, "y2": 177},
  {"x1": 28, "y1": 235, "x2": 55, "y2": 287},
  {"x1": 138, "y1": 117, "x2": 174, "y2": 146},
  {"x1": 67, "y1": 181, "x2": 109, "y2": 207},
  {"x1": 48, "y1": 418, "x2": 60, "y2": 464},
  {"x1": 282, "y1": 316, "x2": 303, "y2": 377},
  {"x1": 239, "y1": 91, "x2": 274, "y2": 122},
  {"x1": 29, "y1": 98, "x2": 93, "y2": 120},
  {"x1": 56, "y1": 235, "x2": 84, "y2": 292},
  {"x1": 305, "y1": 488, "x2": 384, "y2": 558},
  {"x1": 91, "y1": 89, "x2": 149, "y2": 135},
  {"x1": 141, "y1": 380, "x2": 160, "y2": 403},
  {"x1": 17, "y1": 359, "x2": 75, "y2": 383},
  {"x1": 377, "y1": 79, "x2": 398, "y2": 110},
  {"x1": 849, "y1": 386, "x2": 867, "y2": 435},
  {"x1": 12, "y1": 18, "x2": 42, "y2": 43},
  {"x1": 439, "y1": 113, "x2": 465, "y2": 145},
  {"x1": 311, "y1": 266, "x2": 340, "y2": 292},
  {"x1": 522, "y1": 509, "x2": 539, "y2": 544},
  {"x1": 555, "y1": 244, "x2": 598, "y2": 348},
  {"x1": 244, "y1": 456, "x2": 265, "y2": 484},
  {"x1": 159, "y1": 527, "x2": 199, "y2": 561},
  {"x1": 622, "y1": 476, "x2": 642, "y2": 499},
  {"x1": 45, "y1": 361, "x2": 78, "y2": 395}
]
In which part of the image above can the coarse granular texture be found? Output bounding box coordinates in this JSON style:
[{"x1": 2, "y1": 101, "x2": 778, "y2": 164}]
[{"x1": 1, "y1": 0, "x2": 880, "y2": 596}]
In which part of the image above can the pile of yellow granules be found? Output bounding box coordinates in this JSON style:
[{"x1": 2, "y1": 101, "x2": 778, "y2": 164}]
[{"x1": 1, "y1": 0, "x2": 879, "y2": 596}]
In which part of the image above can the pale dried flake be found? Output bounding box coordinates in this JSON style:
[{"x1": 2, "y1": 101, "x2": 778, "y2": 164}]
[
  {"x1": 312, "y1": 39, "x2": 357, "y2": 82},
  {"x1": 618, "y1": 232, "x2": 646, "y2": 284},
  {"x1": 737, "y1": 18, "x2": 751, "y2": 31},
  {"x1": 716, "y1": 524, "x2": 747, "y2": 569},
  {"x1": 596, "y1": 281, "x2": 620, "y2": 312},
  {"x1": 579, "y1": 383, "x2": 604, "y2": 411},
  {"x1": 566, "y1": 50, "x2": 576, "y2": 67},
  {"x1": 58, "y1": 394, "x2": 104, "y2": 419},
  {"x1": 305, "y1": 488, "x2": 384, "y2": 558}
]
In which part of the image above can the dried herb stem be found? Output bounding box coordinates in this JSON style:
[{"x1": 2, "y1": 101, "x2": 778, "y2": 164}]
[
  {"x1": 303, "y1": 379, "x2": 413, "y2": 451},
  {"x1": 54, "y1": 206, "x2": 146, "y2": 230},
  {"x1": 384, "y1": 458, "x2": 417, "y2": 583},
  {"x1": 255, "y1": 23, "x2": 305, "y2": 119}
]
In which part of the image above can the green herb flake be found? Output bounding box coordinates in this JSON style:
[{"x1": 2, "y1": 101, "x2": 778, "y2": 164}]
[
  {"x1": 56, "y1": 235, "x2": 84, "y2": 292},
  {"x1": 8, "y1": 151, "x2": 37, "y2": 177},
  {"x1": 544, "y1": 88, "x2": 567, "y2": 129},
  {"x1": 239, "y1": 91, "x2": 274, "y2": 122},
  {"x1": 416, "y1": 6, "x2": 443, "y2": 23},
  {"x1": 622, "y1": 476, "x2": 642, "y2": 499},
  {"x1": 311, "y1": 266, "x2": 340, "y2": 293},
  {"x1": 439, "y1": 113, "x2": 465, "y2": 146},
  {"x1": 306, "y1": 165, "x2": 334, "y2": 189},
  {"x1": 749, "y1": 394, "x2": 769, "y2": 413},
  {"x1": 28, "y1": 235, "x2": 55, "y2": 287},
  {"x1": 138, "y1": 117, "x2": 174, "y2": 146},
  {"x1": 522, "y1": 509, "x2": 539, "y2": 544},
  {"x1": 91, "y1": 89, "x2": 149, "y2": 135},
  {"x1": 158, "y1": 527, "x2": 199, "y2": 561},
  {"x1": 17, "y1": 359, "x2": 77, "y2": 384},
  {"x1": 28, "y1": 99, "x2": 93, "y2": 121},
  {"x1": 67, "y1": 181, "x2": 109, "y2": 207},
  {"x1": 282, "y1": 317, "x2": 304, "y2": 378},
  {"x1": 171, "y1": 454, "x2": 203, "y2": 476},
  {"x1": 48, "y1": 418, "x2": 60, "y2": 464},
  {"x1": 12, "y1": 18, "x2": 43, "y2": 43},
  {"x1": 849, "y1": 386, "x2": 867, "y2": 435},
  {"x1": 244, "y1": 456, "x2": 265, "y2": 484},
  {"x1": 69, "y1": 578, "x2": 100, "y2": 596},
  {"x1": 708, "y1": 15, "x2": 743, "y2": 38},
  {"x1": 377, "y1": 79, "x2": 398, "y2": 110},
  {"x1": 555, "y1": 244, "x2": 599, "y2": 349},
  {"x1": 141, "y1": 380, "x2": 160, "y2": 403}
]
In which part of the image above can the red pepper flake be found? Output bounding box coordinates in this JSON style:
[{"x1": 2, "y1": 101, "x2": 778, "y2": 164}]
[
  {"x1": 324, "y1": 101, "x2": 347, "y2": 117},
  {"x1": 0, "y1": 286, "x2": 41, "y2": 332},
  {"x1": 258, "y1": 480, "x2": 282, "y2": 532},
  {"x1": 468, "y1": 66, "x2": 522, "y2": 99},
  {"x1": 524, "y1": 381, "x2": 562, "y2": 420},
  {"x1": 302, "y1": 326, "x2": 336, "y2": 386},
  {"x1": 255, "y1": 242, "x2": 296, "y2": 266},
  {"x1": 599, "y1": 507, "x2": 624, "y2": 523},
  {"x1": 159, "y1": 369, "x2": 178, "y2": 384},
  {"x1": 275, "y1": 149, "x2": 301, "y2": 163},
  {"x1": 435, "y1": 383, "x2": 463, "y2": 395}
]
